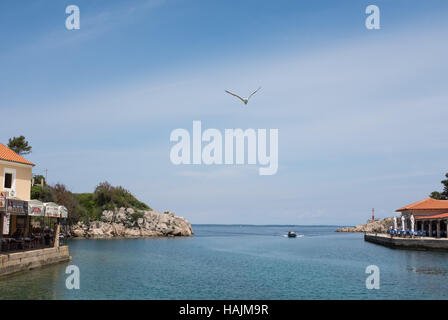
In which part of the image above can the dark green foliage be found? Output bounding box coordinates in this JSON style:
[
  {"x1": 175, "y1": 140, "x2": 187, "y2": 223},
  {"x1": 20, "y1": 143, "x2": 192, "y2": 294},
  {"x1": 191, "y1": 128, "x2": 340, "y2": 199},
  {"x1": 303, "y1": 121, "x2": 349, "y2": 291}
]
[
  {"x1": 130, "y1": 212, "x2": 145, "y2": 222},
  {"x1": 51, "y1": 184, "x2": 84, "y2": 222},
  {"x1": 75, "y1": 193, "x2": 102, "y2": 222},
  {"x1": 8, "y1": 136, "x2": 32, "y2": 155},
  {"x1": 430, "y1": 191, "x2": 444, "y2": 200},
  {"x1": 31, "y1": 185, "x2": 54, "y2": 202},
  {"x1": 430, "y1": 173, "x2": 448, "y2": 200},
  {"x1": 92, "y1": 182, "x2": 150, "y2": 211},
  {"x1": 33, "y1": 174, "x2": 45, "y2": 185},
  {"x1": 31, "y1": 181, "x2": 150, "y2": 223}
]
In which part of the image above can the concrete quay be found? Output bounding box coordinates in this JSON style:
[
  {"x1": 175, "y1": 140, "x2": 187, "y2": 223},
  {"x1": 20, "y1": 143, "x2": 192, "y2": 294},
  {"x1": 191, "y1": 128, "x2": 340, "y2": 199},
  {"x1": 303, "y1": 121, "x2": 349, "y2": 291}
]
[
  {"x1": 0, "y1": 245, "x2": 71, "y2": 277},
  {"x1": 365, "y1": 233, "x2": 448, "y2": 251}
]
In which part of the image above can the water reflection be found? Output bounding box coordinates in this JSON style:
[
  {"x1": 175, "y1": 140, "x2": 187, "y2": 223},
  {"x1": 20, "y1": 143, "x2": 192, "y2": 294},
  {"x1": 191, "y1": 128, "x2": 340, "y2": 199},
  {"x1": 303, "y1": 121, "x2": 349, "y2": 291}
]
[{"x1": 0, "y1": 261, "x2": 69, "y2": 299}]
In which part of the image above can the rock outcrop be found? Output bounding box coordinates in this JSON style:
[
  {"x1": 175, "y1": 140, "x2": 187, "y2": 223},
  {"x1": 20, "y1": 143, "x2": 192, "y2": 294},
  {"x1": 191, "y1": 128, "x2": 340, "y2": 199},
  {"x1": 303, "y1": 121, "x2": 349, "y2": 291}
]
[
  {"x1": 336, "y1": 217, "x2": 393, "y2": 233},
  {"x1": 70, "y1": 208, "x2": 194, "y2": 238}
]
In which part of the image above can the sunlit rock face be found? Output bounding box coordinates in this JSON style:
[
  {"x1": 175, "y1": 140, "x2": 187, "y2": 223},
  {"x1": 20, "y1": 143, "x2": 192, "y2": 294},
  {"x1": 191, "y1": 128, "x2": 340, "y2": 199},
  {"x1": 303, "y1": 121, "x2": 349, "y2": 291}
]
[
  {"x1": 336, "y1": 217, "x2": 394, "y2": 233},
  {"x1": 70, "y1": 208, "x2": 194, "y2": 238}
]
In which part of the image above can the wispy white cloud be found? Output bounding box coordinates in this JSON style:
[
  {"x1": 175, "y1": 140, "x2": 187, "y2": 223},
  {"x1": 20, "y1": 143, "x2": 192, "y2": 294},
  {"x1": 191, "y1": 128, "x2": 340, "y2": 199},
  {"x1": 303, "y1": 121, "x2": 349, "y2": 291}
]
[
  {"x1": 2, "y1": 0, "x2": 166, "y2": 54},
  {"x1": 3, "y1": 19, "x2": 448, "y2": 224}
]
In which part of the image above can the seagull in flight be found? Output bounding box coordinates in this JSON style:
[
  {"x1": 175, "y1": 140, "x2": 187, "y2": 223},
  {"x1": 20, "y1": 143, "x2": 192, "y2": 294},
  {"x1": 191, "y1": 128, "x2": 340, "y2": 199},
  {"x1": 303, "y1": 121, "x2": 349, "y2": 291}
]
[{"x1": 225, "y1": 87, "x2": 261, "y2": 105}]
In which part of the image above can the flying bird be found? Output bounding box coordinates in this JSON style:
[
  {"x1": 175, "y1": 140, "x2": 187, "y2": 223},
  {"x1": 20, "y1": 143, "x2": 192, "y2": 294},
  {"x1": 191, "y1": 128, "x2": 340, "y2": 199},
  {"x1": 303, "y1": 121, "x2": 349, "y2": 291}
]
[{"x1": 225, "y1": 87, "x2": 261, "y2": 105}]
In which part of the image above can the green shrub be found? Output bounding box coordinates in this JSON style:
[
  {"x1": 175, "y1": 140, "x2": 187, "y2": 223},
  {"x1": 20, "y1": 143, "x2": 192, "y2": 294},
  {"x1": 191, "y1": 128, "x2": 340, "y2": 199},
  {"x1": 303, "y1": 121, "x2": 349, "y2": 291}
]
[
  {"x1": 130, "y1": 212, "x2": 145, "y2": 222},
  {"x1": 76, "y1": 193, "x2": 103, "y2": 222},
  {"x1": 31, "y1": 185, "x2": 55, "y2": 202},
  {"x1": 92, "y1": 182, "x2": 150, "y2": 211},
  {"x1": 32, "y1": 181, "x2": 151, "y2": 224}
]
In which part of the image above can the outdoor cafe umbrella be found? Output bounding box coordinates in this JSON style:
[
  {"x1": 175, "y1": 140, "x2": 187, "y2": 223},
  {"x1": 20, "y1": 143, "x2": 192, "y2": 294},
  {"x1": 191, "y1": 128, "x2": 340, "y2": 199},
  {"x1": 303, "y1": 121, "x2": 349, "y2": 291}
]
[
  {"x1": 43, "y1": 202, "x2": 60, "y2": 229},
  {"x1": 43, "y1": 202, "x2": 60, "y2": 218},
  {"x1": 58, "y1": 206, "x2": 68, "y2": 219},
  {"x1": 28, "y1": 200, "x2": 44, "y2": 217}
]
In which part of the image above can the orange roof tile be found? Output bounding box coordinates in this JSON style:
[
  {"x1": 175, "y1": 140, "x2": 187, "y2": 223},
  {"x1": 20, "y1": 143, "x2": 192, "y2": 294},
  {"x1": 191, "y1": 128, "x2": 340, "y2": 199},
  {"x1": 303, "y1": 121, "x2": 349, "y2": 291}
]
[
  {"x1": 396, "y1": 198, "x2": 448, "y2": 211},
  {"x1": 415, "y1": 212, "x2": 448, "y2": 220},
  {"x1": 0, "y1": 143, "x2": 34, "y2": 166}
]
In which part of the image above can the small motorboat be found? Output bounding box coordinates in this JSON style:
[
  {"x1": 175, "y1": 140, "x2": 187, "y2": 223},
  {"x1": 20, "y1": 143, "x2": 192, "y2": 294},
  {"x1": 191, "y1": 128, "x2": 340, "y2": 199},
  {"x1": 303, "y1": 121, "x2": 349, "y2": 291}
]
[{"x1": 287, "y1": 231, "x2": 297, "y2": 238}]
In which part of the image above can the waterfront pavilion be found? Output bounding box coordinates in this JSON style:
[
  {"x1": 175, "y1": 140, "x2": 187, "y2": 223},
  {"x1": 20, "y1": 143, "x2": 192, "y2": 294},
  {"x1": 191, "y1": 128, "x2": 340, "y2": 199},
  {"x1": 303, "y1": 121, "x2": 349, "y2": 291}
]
[{"x1": 396, "y1": 198, "x2": 448, "y2": 238}]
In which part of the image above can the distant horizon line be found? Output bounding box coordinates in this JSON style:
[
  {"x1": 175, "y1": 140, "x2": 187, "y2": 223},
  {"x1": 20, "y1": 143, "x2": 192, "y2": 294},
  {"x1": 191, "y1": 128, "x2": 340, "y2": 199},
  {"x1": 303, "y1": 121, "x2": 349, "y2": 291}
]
[{"x1": 191, "y1": 224, "x2": 351, "y2": 227}]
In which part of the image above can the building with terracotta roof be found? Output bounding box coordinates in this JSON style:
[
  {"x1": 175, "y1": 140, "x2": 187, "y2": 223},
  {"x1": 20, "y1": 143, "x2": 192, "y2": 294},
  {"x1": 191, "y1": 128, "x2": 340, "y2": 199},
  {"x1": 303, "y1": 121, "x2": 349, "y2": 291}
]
[
  {"x1": 396, "y1": 198, "x2": 448, "y2": 216},
  {"x1": 0, "y1": 143, "x2": 35, "y2": 238},
  {"x1": 396, "y1": 198, "x2": 448, "y2": 238},
  {"x1": 0, "y1": 144, "x2": 71, "y2": 273},
  {"x1": 0, "y1": 143, "x2": 34, "y2": 201}
]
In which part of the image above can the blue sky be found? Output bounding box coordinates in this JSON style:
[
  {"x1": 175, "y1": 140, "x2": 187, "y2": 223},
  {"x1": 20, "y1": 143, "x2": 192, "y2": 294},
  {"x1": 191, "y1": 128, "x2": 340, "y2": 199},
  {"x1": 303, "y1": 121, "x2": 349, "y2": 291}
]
[{"x1": 1, "y1": 0, "x2": 448, "y2": 224}]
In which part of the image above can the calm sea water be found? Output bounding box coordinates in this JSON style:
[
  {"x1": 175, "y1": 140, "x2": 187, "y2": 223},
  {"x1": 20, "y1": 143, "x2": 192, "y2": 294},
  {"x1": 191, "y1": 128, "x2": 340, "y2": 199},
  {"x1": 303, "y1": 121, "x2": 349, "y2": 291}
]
[{"x1": 1, "y1": 225, "x2": 448, "y2": 299}]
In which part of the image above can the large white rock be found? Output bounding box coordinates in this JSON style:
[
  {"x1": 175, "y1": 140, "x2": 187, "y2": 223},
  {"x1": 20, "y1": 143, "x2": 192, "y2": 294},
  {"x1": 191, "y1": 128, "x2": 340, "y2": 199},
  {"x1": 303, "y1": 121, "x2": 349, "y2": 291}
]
[
  {"x1": 102, "y1": 210, "x2": 114, "y2": 223},
  {"x1": 70, "y1": 207, "x2": 194, "y2": 238}
]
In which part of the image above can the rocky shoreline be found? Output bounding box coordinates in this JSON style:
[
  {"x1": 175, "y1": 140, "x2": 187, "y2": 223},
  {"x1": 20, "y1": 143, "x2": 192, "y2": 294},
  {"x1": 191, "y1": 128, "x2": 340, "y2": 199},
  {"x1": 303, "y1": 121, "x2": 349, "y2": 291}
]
[
  {"x1": 69, "y1": 207, "x2": 194, "y2": 238},
  {"x1": 336, "y1": 217, "x2": 393, "y2": 233}
]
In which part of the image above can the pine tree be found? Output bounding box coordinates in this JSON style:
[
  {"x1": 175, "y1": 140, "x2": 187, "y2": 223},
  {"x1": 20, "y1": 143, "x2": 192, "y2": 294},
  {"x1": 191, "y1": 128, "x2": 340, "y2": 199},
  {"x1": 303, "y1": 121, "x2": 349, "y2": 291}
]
[{"x1": 7, "y1": 136, "x2": 32, "y2": 155}]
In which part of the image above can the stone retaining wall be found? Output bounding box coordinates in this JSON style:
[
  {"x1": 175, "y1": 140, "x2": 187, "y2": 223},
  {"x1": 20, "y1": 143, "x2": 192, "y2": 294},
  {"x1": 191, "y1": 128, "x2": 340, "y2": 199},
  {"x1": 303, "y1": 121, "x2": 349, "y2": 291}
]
[{"x1": 0, "y1": 246, "x2": 71, "y2": 277}]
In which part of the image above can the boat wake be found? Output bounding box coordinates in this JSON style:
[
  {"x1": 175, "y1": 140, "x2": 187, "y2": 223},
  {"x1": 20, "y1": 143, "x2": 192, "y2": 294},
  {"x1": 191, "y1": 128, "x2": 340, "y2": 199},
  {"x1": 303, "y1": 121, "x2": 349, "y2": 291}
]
[{"x1": 283, "y1": 234, "x2": 304, "y2": 238}]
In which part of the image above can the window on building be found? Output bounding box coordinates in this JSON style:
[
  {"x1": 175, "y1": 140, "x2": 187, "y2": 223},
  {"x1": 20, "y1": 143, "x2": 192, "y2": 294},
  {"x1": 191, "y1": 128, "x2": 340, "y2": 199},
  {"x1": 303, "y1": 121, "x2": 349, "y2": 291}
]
[{"x1": 4, "y1": 173, "x2": 12, "y2": 189}]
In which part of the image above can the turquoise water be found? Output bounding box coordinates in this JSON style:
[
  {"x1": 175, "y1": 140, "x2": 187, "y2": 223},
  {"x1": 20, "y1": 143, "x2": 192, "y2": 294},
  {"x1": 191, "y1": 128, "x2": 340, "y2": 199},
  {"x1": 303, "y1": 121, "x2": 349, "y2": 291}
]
[{"x1": 1, "y1": 225, "x2": 448, "y2": 299}]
